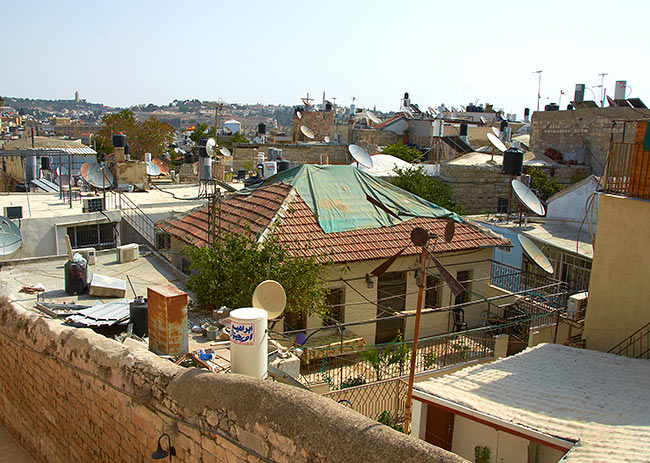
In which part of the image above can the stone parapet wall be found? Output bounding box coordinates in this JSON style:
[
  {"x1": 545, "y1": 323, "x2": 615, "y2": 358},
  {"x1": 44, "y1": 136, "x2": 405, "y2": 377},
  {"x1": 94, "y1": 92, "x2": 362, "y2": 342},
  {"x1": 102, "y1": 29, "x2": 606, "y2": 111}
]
[
  {"x1": 0, "y1": 297, "x2": 464, "y2": 463},
  {"x1": 231, "y1": 144, "x2": 351, "y2": 171}
]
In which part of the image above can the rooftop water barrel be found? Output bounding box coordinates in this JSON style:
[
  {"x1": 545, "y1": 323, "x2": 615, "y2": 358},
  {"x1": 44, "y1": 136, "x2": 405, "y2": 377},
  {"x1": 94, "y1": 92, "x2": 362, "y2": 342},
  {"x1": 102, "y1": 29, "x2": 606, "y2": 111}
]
[
  {"x1": 258, "y1": 123, "x2": 266, "y2": 135},
  {"x1": 130, "y1": 297, "x2": 148, "y2": 337},
  {"x1": 147, "y1": 285, "x2": 188, "y2": 356},
  {"x1": 459, "y1": 122, "x2": 468, "y2": 136},
  {"x1": 64, "y1": 260, "x2": 87, "y2": 296},
  {"x1": 184, "y1": 152, "x2": 193, "y2": 164},
  {"x1": 198, "y1": 156, "x2": 212, "y2": 180},
  {"x1": 41, "y1": 156, "x2": 50, "y2": 171},
  {"x1": 112, "y1": 133, "x2": 126, "y2": 148},
  {"x1": 25, "y1": 155, "x2": 37, "y2": 183},
  {"x1": 199, "y1": 138, "x2": 208, "y2": 158},
  {"x1": 230, "y1": 307, "x2": 268, "y2": 379},
  {"x1": 502, "y1": 147, "x2": 524, "y2": 176},
  {"x1": 144, "y1": 152, "x2": 152, "y2": 163}
]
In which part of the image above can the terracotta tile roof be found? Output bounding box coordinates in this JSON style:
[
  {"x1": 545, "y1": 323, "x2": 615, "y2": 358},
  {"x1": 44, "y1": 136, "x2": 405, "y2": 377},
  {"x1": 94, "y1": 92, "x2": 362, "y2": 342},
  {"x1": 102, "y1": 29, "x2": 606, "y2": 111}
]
[
  {"x1": 374, "y1": 114, "x2": 405, "y2": 130},
  {"x1": 159, "y1": 183, "x2": 509, "y2": 264}
]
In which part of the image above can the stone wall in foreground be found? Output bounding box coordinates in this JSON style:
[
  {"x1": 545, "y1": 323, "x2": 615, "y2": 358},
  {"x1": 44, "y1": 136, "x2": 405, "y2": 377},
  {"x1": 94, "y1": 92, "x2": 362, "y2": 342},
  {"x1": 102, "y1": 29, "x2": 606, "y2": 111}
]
[{"x1": 0, "y1": 297, "x2": 464, "y2": 463}]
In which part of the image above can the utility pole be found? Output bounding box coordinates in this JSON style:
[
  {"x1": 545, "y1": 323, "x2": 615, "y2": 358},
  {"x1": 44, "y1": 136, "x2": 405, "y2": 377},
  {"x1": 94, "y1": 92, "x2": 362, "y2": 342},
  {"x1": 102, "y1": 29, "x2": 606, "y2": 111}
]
[
  {"x1": 533, "y1": 70, "x2": 543, "y2": 111},
  {"x1": 598, "y1": 72, "x2": 608, "y2": 107}
]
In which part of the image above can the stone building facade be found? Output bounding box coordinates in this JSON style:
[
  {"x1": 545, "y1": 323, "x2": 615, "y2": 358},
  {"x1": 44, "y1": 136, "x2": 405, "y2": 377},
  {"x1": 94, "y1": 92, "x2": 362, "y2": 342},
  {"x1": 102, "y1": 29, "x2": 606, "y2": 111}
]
[{"x1": 291, "y1": 109, "x2": 334, "y2": 143}]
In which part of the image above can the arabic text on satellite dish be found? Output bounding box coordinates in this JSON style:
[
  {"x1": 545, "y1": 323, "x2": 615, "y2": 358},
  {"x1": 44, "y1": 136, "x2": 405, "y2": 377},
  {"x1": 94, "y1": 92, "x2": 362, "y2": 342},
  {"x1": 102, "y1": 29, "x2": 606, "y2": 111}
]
[
  {"x1": 511, "y1": 179, "x2": 545, "y2": 216},
  {"x1": 487, "y1": 132, "x2": 507, "y2": 152},
  {"x1": 348, "y1": 144, "x2": 373, "y2": 168},
  {"x1": 518, "y1": 234, "x2": 553, "y2": 274}
]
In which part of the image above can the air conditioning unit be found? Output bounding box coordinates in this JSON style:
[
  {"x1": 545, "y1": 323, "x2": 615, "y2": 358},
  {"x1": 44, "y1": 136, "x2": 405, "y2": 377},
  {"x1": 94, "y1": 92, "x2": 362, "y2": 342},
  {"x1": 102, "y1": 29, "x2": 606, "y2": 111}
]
[
  {"x1": 4, "y1": 206, "x2": 23, "y2": 219},
  {"x1": 74, "y1": 247, "x2": 97, "y2": 265},
  {"x1": 117, "y1": 243, "x2": 139, "y2": 263},
  {"x1": 82, "y1": 197, "x2": 104, "y2": 213},
  {"x1": 567, "y1": 292, "x2": 588, "y2": 319}
]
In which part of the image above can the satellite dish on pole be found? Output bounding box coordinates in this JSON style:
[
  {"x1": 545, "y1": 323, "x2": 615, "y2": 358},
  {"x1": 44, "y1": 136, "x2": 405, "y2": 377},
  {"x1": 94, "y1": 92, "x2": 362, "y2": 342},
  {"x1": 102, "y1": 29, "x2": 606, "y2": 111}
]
[
  {"x1": 348, "y1": 144, "x2": 373, "y2": 168},
  {"x1": 487, "y1": 132, "x2": 507, "y2": 152},
  {"x1": 518, "y1": 235, "x2": 553, "y2": 274},
  {"x1": 444, "y1": 221, "x2": 455, "y2": 242},
  {"x1": 511, "y1": 179, "x2": 545, "y2": 216},
  {"x1": 81, "y1": 162, "x2": 114, "y2": 189},
  {"x1": 146, "y1": 161, "x2": 161, "y2": 176},
  {"x1": 251, "y1": 280, "x2": 286, "y2": 319},
  {"x1": 0, "y1": 216, "x2": 23, "y2": 256},
  {"x1": 205, "y1": 138, "x2": 217, "y2": 157},
  {"x1": 219, "y1": 147, "x2": 231, "y2": 157},
  {"x1": 300, "y1": 125, "x2": 315, "y2": 139},
  {"x1": 366, "y1": 111, "x2": 381, "y2": 124},
  {"x1": 491, "y1": 127, "x2": 501, "y2": 138}
]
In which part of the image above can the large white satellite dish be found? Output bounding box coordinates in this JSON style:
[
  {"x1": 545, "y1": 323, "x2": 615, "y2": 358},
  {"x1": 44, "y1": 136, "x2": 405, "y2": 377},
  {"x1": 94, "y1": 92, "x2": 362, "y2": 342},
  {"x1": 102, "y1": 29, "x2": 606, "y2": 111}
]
[
  {"x1": 348, "y1": 144, "x2": 373, "y2": 168},
  {"x1": 251, "y1": 280, "x2": 286, "y2": 319},
  {"x1": 146, "y1": 161, "x2": 161, "y2": 176},
  {"x1": 487, "y1": 132, "x2": 507, "y2": 152},
  {"x1": 300, "y1": 125, "x2": 315, "y2": 139},
  {"x1": 219, "y1": 147, "x2": 231, "y2": 157},
  {"x1": 205, "y1": 138, "x2": 217, "y2": 157},
  {"x1": 518, "y1": 234, "x2": 553, "y2": 274},
  {"x1": 512, "y1": 179, "x2": 545, "y2": 216},
  {"x1": 491, "y1": 127, "x2": 501, "y2": 137},
  {"x1": 0, "y1": 216, "x2": 23, "y2": 256},
  {"x1": 81, "y1": 162, "x2": 113, "y2": 189},
  {"x1": 366, "y1": 111, "x2": 381, "y2": 124}
]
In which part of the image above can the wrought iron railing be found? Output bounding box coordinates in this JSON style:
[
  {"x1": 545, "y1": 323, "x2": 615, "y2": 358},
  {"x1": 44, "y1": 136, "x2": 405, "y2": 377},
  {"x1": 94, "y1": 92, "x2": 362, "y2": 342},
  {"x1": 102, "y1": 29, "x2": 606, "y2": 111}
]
[
  {"x1": 490, "y1": 260, "x2": 568, "y2": 308},
  {"x1": 113, "y1": 191, "x2": 158, "y2": 246},
  {"x1": 603, "y1": 141, "x2": 650, "y2": 200},
  {"x1": 608, "y1": 321, "x2": 650, "y2": 359}
]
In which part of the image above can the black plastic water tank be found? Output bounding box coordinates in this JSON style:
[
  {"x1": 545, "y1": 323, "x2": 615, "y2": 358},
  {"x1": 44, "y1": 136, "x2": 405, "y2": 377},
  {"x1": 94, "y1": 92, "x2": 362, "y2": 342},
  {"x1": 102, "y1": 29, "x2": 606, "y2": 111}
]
[
  {"x1": 184, "y1": 152, "x2": 193, "y2": 164},
  {"x1": 64, "y1": 260, "x2": 87, "y2": 296},
  {"x1": 129, "y1": 297, "x2": 148, "y2": 337},
  {"x1": 502, "y1": 148, "x2": 524, "y2": 176},
  {"x1": 112, "y1": 133, "x2": 126, "y2": 148},
  {"x1": 500, "y1": 120, "x2": 509, "y2": 132},
  {"x1": 277, "y1": 159, "x2": 291, "y2": 172},
  {"x1": 325, "y1": 102, "x2": 332, "y2": 111},
  {"x1": 258, "y1": 123, "x2": 266, "y2": 135},
  {"x1": 459, "y1": 123, "x2": 468, "y2": 136},
  {"x1": 199, "y1": 138, "x2": 208, "y2": 157},
  {"x1": 124, "y1": 144, "x2": 130, "y2": 155},
  {"x1": 41, "y1": 156, "x2": 50, "y2": 170}
]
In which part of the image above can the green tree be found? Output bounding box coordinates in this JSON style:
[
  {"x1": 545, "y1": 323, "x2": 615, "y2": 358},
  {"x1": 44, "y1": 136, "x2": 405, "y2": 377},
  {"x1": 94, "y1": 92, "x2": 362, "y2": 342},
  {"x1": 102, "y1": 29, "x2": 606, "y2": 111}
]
[
  {"x1": 381, "y1": 142, "x2": 423, "y2": 162},
  {"x1": 360, "y1": 333, "x2": 410, "y2": 381},
  {"x1": 95, "y1": 109, "x2": 174, "y2": 160},
  {"x1": 182, "y1": 227, "x2": 329, "y2": 315},
  {"x1": 0, "y1": 96, "x2": 4, "y2": 107},
  {"x1": 391, "y1": 167, "x2": 464, "y2": 214},
  {"x1": 523, "y1": 167, "x2": 563, "y2": 201},
  {"x1": 189, "y1": 123, "x2": 216, "y2": 144}
]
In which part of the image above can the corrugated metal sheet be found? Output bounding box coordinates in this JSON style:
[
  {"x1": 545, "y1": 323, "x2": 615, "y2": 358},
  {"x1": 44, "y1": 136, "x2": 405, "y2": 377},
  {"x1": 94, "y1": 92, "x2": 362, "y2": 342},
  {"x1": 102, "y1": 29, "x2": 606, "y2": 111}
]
[
  {"x1": 31, "y1": 178, "x2": 59, "y2": 193},
  {"x1": 65, "y1": 299, "x2": 130, "y2": 327}
]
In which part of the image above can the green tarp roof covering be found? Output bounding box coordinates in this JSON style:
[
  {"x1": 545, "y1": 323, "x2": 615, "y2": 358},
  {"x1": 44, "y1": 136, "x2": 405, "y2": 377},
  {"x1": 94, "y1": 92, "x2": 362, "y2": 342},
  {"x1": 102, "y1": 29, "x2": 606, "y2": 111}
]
[{"x1": 248, "y1": 164, "x2": 462, "y2": 234}]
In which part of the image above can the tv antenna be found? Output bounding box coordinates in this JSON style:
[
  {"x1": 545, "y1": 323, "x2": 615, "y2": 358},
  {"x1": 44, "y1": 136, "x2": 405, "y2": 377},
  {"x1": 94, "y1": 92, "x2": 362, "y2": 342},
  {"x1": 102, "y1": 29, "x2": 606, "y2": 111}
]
[
  {"x1": 597, "y1": 72, "x2": 608, "y2": 107},
  {"x1": 532, "y1": 70, "x2": 543, "y2": 111},
  {"x1": 301, "y1": 92, "x2": 314, "y2": 107}
]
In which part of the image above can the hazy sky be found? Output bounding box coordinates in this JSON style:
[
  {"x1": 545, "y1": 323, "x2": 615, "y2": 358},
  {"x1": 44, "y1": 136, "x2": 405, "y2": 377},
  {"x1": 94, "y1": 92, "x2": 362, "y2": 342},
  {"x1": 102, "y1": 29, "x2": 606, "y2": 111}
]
[{"x1": 3, "y1": 0, "x2": 648, "y2": 117}]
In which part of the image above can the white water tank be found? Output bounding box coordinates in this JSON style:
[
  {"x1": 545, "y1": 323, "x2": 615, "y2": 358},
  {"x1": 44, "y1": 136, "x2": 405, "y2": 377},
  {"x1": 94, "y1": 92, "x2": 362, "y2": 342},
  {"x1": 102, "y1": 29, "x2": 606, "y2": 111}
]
[
  {"x1": 263, "y1": 161, "x2": 277, "y2": 179},
  {"x1": 230, "y1": 307, "x2": 268, "y2": 379},
  {"x1": 256, "y1": 152, "x2": 266, "y2": 165},
  {"x1": 224, "y1": 119, "x2": 242, "y2": 134},
  {"x1": 432, "y1": 116, "x2": 444, "y2": 137},
  {"x1": 144, "y1": 152, "x2": 152, "y2": 163}
]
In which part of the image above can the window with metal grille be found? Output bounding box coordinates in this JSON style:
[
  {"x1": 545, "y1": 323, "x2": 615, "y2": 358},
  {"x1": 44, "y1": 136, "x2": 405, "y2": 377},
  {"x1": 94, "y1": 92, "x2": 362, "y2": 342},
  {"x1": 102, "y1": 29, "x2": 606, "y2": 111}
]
[
  {"x1": 455, "y1": 270, "x2": 473, "y2": 305},
  {"x1": 324, "y1": 288, "x2": 345, "y2": 326},
  {"x1": 426, "y1": 275, "x2": 442, "y2": 308},
  {"x1": 67, "y1": 223, "x2": 115, "y2": 250},
  {"x1": 497, "y1": 197, "x2": 509, "y2": 213}
]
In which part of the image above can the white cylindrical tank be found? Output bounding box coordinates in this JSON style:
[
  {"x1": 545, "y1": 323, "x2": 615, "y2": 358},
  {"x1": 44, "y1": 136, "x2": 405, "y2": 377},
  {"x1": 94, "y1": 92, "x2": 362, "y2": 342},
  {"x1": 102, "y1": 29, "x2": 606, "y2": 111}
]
[
  {"x1": 144, "y1": 152, "x2": 152, "y2": 163},
  {"x1": 257, "y1": 152, "x2": 265, "y2": 165},
  {"x1": 432, "y1": 116, "x2": 444, "y2": 137},
  {"x1": 229, "y1": 307, "x2": 268, "y2": 379},
  {"x1": 199, "y1": 156, "x2": 212, "y2": 181},
  {"x1": 263, "y1": 161, "x2": 277, "y2": 179},
  {"x1": 224, "y1": 119, "x2": 242, "y2": 134}
]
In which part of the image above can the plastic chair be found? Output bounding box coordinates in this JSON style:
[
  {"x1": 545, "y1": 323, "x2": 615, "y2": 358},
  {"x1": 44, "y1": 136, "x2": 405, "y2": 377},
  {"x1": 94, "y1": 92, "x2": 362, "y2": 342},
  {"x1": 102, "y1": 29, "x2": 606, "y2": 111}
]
[{"x1": 452, "y1": 308, "x2": 468, "y2": 332}]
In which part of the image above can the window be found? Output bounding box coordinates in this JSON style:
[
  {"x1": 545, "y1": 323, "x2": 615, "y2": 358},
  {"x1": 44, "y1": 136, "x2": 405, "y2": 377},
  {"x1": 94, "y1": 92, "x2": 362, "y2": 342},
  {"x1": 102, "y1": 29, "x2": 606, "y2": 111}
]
[
  {"x1": 284, "y1": 310, "x2": 306, "y2": 332},
  {"x1": 67, "y1": 223, "x2": 115, "y2": 250},
  {"x1": 324, "y1": 288, "x2": 345, "y2": 326},
  {"x1": 497, "y1": 197, "x2": 509, "y2": 213},
  {"x1": 376, "y1": 271, "x2": 406, "y2": 344},
  {"x1": 425, "y1": 275, "x2": 442, "y2": 308},
  {"x1": 455, "y1": 270, "x2": 473, "y2": 305}
]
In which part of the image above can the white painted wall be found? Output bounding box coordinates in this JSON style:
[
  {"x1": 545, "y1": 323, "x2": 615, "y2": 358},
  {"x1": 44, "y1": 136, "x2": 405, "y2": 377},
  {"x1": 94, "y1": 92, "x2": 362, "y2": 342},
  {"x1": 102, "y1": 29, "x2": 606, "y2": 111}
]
[{"x1": 547, "y1": 176, "x2": 599, "y2": 223}]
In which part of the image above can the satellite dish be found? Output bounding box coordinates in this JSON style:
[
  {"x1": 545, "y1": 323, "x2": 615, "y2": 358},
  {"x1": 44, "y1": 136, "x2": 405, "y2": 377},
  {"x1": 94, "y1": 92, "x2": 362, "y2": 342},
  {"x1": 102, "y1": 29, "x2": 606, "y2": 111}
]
[
  {"x1": 81, "y1": 162, "x2": 113, "y2": 189},
  {"x1": 219, "y1": 147, "x2": 231, "y2": 157},
  {"x1": 56, "y1": 166, "x2": 68, "y2": 176},
  {"x1": 444, "y1": 221, "x2": 455, "y2": 242},
  {"x1": 487, "y1": 132, "x2": 507, "y2": 152},
  {"x1": 296, "y1": 111, "x2": 302, "y2": 119},
  {"x1": 300, "y1": 125, "x2": 315, "y2": 139},
  {"x1": 146, "y1": 161, "x2": 161, "y2": 176},
  {"x1": 518, "y1": 235, "x2": 553, "y2": 274},
  {"x1": 348, "y1": 144, "x2": 373, "y2": 168},
  {"x1": 367, "y1": 111, "x2": 381, "y2": 124},
  {"x1": 0, "y1": 215, "x2": 23, "y2": 256},
  {"x1": 480, "y1": 116, "x2": 487, "y2": 125},
  {"x1": 251, "y1": 280, "x2": 286, "y2": 319},
  {"x1": 324, "y1": 136, "x2": 330, "y2": 143},
  {"x1": 491, "y1": 127, "x2": 501, "y2": 137},
  {"x1": 428, "y1": 106, "x2": 438, "y2": 116},
  {"x1": 511, "y1": 179, "x2": 545, "y2": 216},
  {"x1": 205, "y1": 138, "x2": 217, "y2": 157}
]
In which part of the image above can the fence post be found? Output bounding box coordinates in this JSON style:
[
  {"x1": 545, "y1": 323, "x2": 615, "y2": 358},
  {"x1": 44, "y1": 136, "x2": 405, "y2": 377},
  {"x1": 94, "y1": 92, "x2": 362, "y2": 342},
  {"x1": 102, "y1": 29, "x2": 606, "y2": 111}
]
[{"x1": 493, "y1": 334, "x2": 509, "y2": 359}]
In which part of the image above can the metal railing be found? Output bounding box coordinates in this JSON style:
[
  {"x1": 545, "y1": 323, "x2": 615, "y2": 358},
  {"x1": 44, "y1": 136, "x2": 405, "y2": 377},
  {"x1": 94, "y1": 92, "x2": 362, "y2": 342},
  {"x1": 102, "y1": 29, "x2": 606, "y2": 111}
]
[
  {"x1": 608, "y1": 321, "x2": 650, "y2": 359},
  {"x1": 603, "y1": 141, "x2": 650, "y2": 200},
  {"x1": 112, "y1": 191, "x2": 158, "y2": 246},
  {"x1": 490, "y1": 260, "x2": 568, "y2": 308}
]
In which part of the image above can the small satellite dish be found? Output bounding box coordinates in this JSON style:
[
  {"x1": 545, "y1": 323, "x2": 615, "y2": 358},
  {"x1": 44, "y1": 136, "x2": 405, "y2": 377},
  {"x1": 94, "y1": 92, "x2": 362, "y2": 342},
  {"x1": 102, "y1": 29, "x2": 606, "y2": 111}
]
[
  {"x1": 324, "y1": 136, "x2": 330, "y2": 143},
  {"x1": 487, "y1": 132, "x2": 507, "y2": 153},
  {"x1": 411, "y1": 227, "x2": 429, "y2": 246},
  {"x1": 480, "y1": 116, "x2": 487, "y2": 125},
  {"x1": 296, "y1": 111, "x2": 302, "y2": 119},
  {"x1": 0, "y1": 215, "x2": 23, "y2": 256},
  {"x1": 219, "y1": 147, "x2": 231, "y2": 157},
  {"x1": 518, "y1": 235, "x2": 553, "y2": 274},
  {"x1": 491, "y1": 127, "x2": 501, "y2": 137},
  {"x1": 348, "y1": 144, "x2": 373, "y2": 168},
  {"x1": 444, "y1": 221, "x2": 455, "y2": 242},
  {"x1": 367, "y1": 111, "x2": 381, "y2": 124},
  {"x1": 205, "y1": 138, "x2": 217, "y2": 157},
  {"x1": 428, "y1": 106, "x2": 438, "y2": 116},
  {"x1": 251, "y1": 280, "x2": 286, "y2": 319},
  {"x1": 56, "y1": 166, "x2": 68, "y2": 176},
  {"x1": 300, "y1": 125, "x2": 315, "y2": 139},
  {"x1": 512, "y1": 179, "x2": 545, "y2": 216},
  {"x1": 146, "y1": 161, "x2": 161, "y2": 176},
  {"x1": 81, "y1": 162, "x2": 113, "y2": 189}
]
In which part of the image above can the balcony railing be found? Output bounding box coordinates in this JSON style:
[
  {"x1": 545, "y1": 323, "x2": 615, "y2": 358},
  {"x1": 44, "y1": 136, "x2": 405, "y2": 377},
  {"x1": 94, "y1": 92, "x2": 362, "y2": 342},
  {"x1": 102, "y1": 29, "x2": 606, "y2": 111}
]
[
  {"x1": 608, "y1": 321, "x2": 650, "y2": 359},
  {"x1": 604, "y1": 137, "x2": 650, "y2": 200}
]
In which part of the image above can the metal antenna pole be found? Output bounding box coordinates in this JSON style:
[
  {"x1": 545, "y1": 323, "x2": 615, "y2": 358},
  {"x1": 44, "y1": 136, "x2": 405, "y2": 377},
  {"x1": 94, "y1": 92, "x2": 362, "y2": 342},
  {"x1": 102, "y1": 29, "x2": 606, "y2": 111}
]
[
  {"x1": 598, "y1": 72, "x2": 608, "y2": 107},
  {"x1": 533, "y1": 70, "x2": 543, "y2": 111},
  {"x1": 403, "y1": 245, "x2": 428, "y2": 436}
]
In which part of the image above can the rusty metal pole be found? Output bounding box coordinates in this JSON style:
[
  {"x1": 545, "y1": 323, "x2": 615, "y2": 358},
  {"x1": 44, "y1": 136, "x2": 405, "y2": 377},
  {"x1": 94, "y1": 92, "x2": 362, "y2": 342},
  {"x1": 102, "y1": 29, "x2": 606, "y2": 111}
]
[{"x1": 403, "y1": 246, "x2": 428, "y2": 435}]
